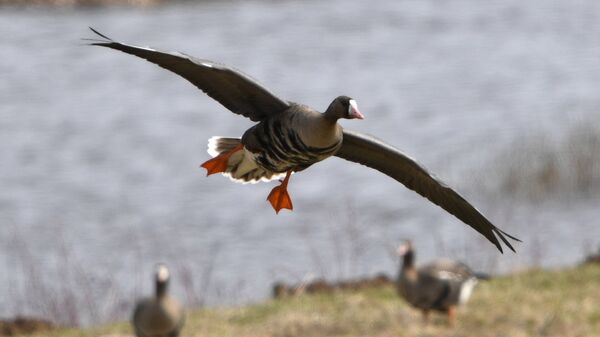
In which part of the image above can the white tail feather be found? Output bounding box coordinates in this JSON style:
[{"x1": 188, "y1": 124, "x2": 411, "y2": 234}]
[{"x1": 458, "y1": 277, "x2": 478, "y2": 304}]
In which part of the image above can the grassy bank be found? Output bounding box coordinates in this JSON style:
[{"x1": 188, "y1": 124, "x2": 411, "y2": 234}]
[{"x1": 24, "y1": 264, "x2": 600, "y2": 337}]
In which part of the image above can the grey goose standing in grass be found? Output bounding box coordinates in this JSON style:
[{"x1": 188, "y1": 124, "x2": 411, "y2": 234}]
[
  {"x1": 87, "y1": 28, "x2": 519, "y2": 253},
  {"x1": 396, "y1": 241, "x2": 479, "y2": 325},
  {"x1": 132, "y1": 264, "x2": 185, "y2": 337}
]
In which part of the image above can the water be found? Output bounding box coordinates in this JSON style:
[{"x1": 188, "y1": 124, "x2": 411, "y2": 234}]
[{"x1": 1, "y1": 0, "x2": 599, "y2": 324}]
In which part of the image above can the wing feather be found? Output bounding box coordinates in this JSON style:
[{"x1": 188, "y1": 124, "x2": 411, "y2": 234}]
[{"x1": 88, "y1": 28, "x2": 289, "y2": 122}]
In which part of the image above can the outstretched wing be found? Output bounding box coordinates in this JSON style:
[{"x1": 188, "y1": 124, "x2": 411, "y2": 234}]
[
  {"x1": 87, "y1": 28, "x2": 290, "y2": 122},
  {"x1": 335, "y1": 129, "x2": 519, "y2": 253}
]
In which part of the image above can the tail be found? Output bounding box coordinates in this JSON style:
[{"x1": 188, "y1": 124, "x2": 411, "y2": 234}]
[
  {"x1": 206, "y1": 137, "x2": 285, "y2": 184},
  {"x1": 207, "y1": 137, "x2": 243, "y2": 157},
  {"x1": 458, "y1": 277, "x2": 478, "y2": 304},
  {"x1": 473, "y1": 272, "x2": 492, "y2": 280}
]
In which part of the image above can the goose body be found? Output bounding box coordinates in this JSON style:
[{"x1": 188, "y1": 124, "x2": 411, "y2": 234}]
[
  {"x1": 132, "y1": 265, "x2": 185, "y2": 337},
  {"x1": 220, "y1": 102, "x2": 345, "y2": 183},
  {"x1": 88, "y1": 28, "x2": 519, "y2": 253},
  {"x1": 396, "y1": 241, "x2": 478, "y2": 324}
]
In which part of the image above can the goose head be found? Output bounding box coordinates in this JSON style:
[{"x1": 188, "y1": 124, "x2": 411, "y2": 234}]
[{"x1": 324, "y1": 96, "x2": 364, "y2": 121}]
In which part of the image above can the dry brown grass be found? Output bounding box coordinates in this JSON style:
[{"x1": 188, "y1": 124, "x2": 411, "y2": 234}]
[{"x1": 27, "y1": 264, "x2": 600, "y2": 337}]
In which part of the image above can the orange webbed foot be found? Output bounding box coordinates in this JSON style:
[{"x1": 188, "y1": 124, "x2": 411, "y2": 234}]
[
  {"x1": 201, "y1": 144, "x2": 243, "y2": 176},
  {"x1": 267, "y1": 185, "x2": 293, "y2": 213},
  {"x1": 201, "y1": 156, "x2": 229, "y2": 175},
  {"x1": 267, "y1": 171, "x2": 293, "y2": 214}
]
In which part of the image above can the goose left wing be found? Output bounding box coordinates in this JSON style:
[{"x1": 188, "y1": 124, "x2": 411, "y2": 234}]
[{"x1": 335, "y1": 129, "x2": 519, "y2": 253}]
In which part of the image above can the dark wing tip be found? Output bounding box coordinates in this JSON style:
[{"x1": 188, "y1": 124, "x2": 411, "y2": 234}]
[
  {"x1": 88, "y1": 27, "x2": 113, "y2": 41},
  {"x1": 493, "y1": 228, "x2": 521, "y2": 253},
  {"x1": 84, "y1": 27, "x2": 115, "y2": 46},
  {"x1": 499, "y1": 228, "x2": 522, "y2": 242}
]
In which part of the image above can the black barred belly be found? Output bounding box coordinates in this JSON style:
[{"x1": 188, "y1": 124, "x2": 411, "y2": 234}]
[{"x1": 253, "y1": 119, "x2": 341, "y2": 173}]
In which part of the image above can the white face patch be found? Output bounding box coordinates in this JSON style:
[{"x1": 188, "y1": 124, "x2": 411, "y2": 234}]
[
  {"x1": 348, "y1": 99, "x2": 358, "y2": 114},
  {"x1": 396, "y1": 244, "x2": 408, "y2": 256},
  {"x1": 156, "y1": 265, "x2": 170, "y2": 282}
]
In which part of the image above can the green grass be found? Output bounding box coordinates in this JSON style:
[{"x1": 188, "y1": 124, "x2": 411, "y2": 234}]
[{"x1": 26, "y1": 264, "x2": 600, "y2": 337}]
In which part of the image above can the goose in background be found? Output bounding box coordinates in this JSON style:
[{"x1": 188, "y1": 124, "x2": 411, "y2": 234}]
[
  {"x1": 88, "y1": 28, "x2": 519, "y2": 253},
  {"x1": 396, "y1": 240, "x2": 479, "y2": 325},
  {"x1": 132, "y1": 264, "x2": 185, "y2": 337}
]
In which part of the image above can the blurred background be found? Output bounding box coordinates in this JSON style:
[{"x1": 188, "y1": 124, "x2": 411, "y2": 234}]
[{"x1": 1, "y1": 0, "x2": 599, "y2": 327}]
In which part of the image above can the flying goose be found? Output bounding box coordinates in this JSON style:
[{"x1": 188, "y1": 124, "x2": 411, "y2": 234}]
[
  {"x1": 132, "y1": 264, "x2": 185, "y2": 337},
  {"x1": 396, "y1": 240, "x2": 479, "y2": 325},
  {"x1": 88, "y1": 28, "x2": 518, "y2": 252}
]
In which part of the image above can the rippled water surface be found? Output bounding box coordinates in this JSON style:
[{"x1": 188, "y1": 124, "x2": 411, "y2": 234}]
[{"x1": 1, "y1": 0, "x2": 599, "y2": 323}]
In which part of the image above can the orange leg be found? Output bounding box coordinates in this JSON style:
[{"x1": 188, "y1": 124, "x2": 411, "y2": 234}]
[
  {"x1": 200, "y1": 144, "x2": 244, "y2": 176},
  {"x1": 447, "y1": 305, "x2": 456, "y2": 326},
  {"x1": 267, "y1": 171, "x2": 293, "y2": 214}
]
